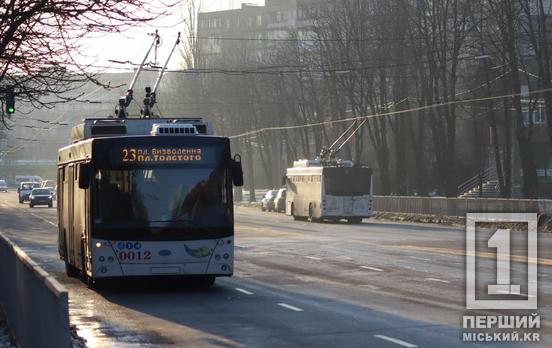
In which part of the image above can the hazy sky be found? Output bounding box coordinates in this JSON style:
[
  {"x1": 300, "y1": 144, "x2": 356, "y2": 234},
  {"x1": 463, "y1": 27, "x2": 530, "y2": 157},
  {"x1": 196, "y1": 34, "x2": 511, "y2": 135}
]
[{"x1": 80, "y1": 1, "x2": 264, "y2": 73}]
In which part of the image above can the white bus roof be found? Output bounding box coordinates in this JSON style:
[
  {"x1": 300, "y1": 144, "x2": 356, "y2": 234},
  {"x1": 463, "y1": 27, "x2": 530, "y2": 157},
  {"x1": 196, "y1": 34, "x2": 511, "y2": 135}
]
[{"x1": 71, "y1": 118, "x2": 213, "y2": 142}]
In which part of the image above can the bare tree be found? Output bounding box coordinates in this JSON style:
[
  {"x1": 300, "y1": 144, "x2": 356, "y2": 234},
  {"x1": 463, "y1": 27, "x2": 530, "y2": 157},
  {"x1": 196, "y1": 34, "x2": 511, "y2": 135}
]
[
  {"x1": 0, "y1": 0, "x2": 177, "y2": 126},
  {"x1": 179, "y1": 0, "x2": 203, "y2": 69}
]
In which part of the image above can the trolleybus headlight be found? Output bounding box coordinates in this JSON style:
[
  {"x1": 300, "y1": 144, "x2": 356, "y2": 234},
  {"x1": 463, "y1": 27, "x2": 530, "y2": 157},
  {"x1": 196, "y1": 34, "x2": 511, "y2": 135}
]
[
  {"x1": 221, "y1": 264, "x2": 228, "y2": 271},
  {"x1": 218, "y1": 240, "x2": 225, "y2": 246},
  {"x1": 223, "y1": 253, "x2": 229, "y2": 260},
  {"x1": 95, "y1": 242, "x2": 102, "y2": 248},
  {"x1": 99, "y1": 256, "x2": 105, "y2": 262},
  {"x1": 227, "y1": 240, "x2": 231, "y2": 245},
  {"x1": 101, "y1": 267, "x2": 107, "y2": 274},
  {"x1": 215, "y1": 255, "x2": 221, "y2": 261}
]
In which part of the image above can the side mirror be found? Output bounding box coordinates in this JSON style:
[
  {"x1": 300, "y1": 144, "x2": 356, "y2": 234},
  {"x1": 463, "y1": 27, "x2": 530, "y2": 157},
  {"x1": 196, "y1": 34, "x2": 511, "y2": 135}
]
[
  {"x1": 231, "y1": 154, "x2": 244, "y2": 187},
  {"x1": 78, "y1": 163, "x2": 93, "y2": 189}
]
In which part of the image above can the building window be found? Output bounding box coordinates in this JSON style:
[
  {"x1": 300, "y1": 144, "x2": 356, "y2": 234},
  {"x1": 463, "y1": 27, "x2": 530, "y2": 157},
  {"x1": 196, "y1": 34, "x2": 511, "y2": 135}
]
[
  {"x1": 226, "y1": 19, "x2": 231, "y2": 28},
  {"x1": 523, "y1": 104, "x2": 547, "y2": 126},
  {"x1": 247, "y1": 17, "x2": 252, "y2": 26},
  {"x1": 256, "y1": 15, "x2": 262, "y2": 26},
  {"x1": 276, "y1": 11, "x2": 282, "y2": 22}
]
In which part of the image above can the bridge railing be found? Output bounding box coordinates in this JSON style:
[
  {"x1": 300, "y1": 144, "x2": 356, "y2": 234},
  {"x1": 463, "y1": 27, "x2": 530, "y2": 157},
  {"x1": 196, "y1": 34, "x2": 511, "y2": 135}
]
[
  {"x1": 0, "y1": 232, "x2": 71, "y2": 348},
  {"x1": 373, "y1": 196, "x2": 552, "y2": 217}
]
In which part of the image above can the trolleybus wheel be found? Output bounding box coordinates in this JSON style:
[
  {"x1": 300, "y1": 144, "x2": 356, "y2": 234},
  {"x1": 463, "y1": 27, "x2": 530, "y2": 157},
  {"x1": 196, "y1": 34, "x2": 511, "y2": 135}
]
[
  {"x1": 348, "y1": 217, "x2": 362, "y2": 224},
  {"x1": 65, "y1": 261, "x2": 79, "y2": 278},
  {"x1": 308, "y1": 204, "x2": 315, "y2": 222},
  {"x1": 291, "y1": 204, "x2": 299, "y2": 220},
  {"x1": 197, "y1": 276, "x2": 216, "y2": 287}
]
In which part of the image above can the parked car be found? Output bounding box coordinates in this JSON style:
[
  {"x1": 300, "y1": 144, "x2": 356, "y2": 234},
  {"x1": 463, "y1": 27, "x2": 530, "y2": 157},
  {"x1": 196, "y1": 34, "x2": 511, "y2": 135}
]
[
  {"x1": 273, "y1": 188, "x2": 287, "y2": 212},
  {"x1": 260, "y1": 190, "x2": 278, "y2": 212},
  {"x1": 29, "y1": 188, "x2": 53, "y2": 208},
  {"x1": 18, "y1": 182, "x2": 40, "y2": 203},
  {"x1": 0, "y1": 180, "x2": 7, "y2": 192}
]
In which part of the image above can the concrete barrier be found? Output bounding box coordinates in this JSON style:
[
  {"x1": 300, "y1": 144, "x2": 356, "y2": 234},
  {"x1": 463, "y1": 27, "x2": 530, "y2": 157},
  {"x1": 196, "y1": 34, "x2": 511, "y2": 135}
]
[
  {"x1": 373, "y1": 196, "x2": 552, "y2": 217},
  {"x1": 0, "y1": 232, "x2": 70, "y2": 348}
]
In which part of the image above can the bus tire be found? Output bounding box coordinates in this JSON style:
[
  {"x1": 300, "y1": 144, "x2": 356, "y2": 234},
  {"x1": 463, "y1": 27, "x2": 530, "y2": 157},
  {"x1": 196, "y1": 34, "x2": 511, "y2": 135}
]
[
  {"x1": 308, "y1": 204, "x2": 315, "y2": 222},
  {"x1": 197, "y1": 276, "x2": 215, "y2": 287},
  {"x1": 65, "y1": 261, "x2": 79, "y2": 278},
  {"x1": 348, "y1": 217, "x2": 362, "y2": 224},
  {"x1": 291, "y1": 203, "x2": 299, "y2": 220},
  {"x1": 48, "y1": 203, "x2": 53, "y2": 208}
]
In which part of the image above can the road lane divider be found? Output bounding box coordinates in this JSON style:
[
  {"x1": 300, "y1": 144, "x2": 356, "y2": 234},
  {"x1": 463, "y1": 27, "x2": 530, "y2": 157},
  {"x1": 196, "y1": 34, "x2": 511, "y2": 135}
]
[
  {"x1": 390, "y1": 244, "x2": 552, "y2": 266},
  {"x1": 0, "y1": 232, "x2": 70, "y2": 348},
  {"x1": 496, "y1": 290, "x2": 535, "y2": 298},
  {"x1": 29, "y1": 212, "x2": 57, "y2": 228},
  {"x1": 425, "y1": 278, "x2": 451, "y2": 284},
  {"x1": 304, "y1": 256, "x2": 322, "y2": 261},
  {"x1": 361, "y1": 266, "x2": 384, "y2": 272},
  {"x1": 235, "y1": 288, "x2": 254, "y2": 295},
  {"x1": 374, "y1": 334, "x2": 417, "y2": 348},
  {"x1": 277, "y1": 303, "x2": 304, "y2": 312}
]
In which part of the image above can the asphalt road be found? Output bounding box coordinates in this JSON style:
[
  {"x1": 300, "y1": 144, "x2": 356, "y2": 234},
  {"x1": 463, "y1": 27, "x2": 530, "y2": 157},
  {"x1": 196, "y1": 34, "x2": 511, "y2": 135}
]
[{"x1": 0, "y1": 190, "x2": 551, "y2": 347}]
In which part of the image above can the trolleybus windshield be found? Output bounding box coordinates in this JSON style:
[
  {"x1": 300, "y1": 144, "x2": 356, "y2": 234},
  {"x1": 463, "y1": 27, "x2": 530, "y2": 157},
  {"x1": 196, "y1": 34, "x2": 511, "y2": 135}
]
[
  {"x1": 91, "y1": 141, "x2": 232, "y2": 240},
  {"x1": 324, "y1": 167, "x2": 372, "y2": 196}
]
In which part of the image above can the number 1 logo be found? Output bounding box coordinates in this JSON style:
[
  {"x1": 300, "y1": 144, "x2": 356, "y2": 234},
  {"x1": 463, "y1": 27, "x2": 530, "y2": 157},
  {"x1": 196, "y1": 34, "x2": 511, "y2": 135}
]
[
  {"x1": 487, "y1": 229, "x2": 521, "y2": 296},
  {"x1": 466, "y1": 213, "x2": 537, "y2": 310}
]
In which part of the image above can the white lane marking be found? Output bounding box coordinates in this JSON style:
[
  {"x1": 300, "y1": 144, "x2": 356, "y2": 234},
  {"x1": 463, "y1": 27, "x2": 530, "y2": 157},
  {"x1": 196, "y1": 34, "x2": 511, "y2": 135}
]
[
  {"x1": 496, "y1": 290, "x2": 535, "y2": 298},
  {"x1": 410, "y1": 256, "x2": 430, "y2": 261},
  {"x1": 425, "y1": 278, "x2": 450, "y2": 284},
  {"x1": 235, "y1": 288, "x2": 254, "y2": 295},
  {"x1": 304, "y1": 256, "x2": 322, "y2": 261},
  {"x1": 374, "y1": 334, "x2": 417, "y2": 348},
  {"x1": 361, "y1": 266, "x2": 384, "y2": 272},
  {"x1": 277, "y1": 303, "x2": 304, "y2": 312},
  {"x1": 29, "y1": 212, "x2": 57, "y2": 227}
]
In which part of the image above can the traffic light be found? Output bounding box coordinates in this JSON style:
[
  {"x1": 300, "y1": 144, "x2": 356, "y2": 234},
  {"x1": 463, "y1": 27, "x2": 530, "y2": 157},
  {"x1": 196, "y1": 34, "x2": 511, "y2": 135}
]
[{"x1": 5, "y1": 91, "x2": 15, "y2": 114}]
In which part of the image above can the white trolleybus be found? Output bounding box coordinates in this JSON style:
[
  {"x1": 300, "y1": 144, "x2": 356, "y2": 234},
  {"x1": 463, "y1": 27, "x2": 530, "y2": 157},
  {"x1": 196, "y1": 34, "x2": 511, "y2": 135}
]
[
  {"x1": 58, "y1": 118, "x2": 243, "y2": 287},
  {"x1": 285, "y1": 159, "x2": 373, "y2": 223}
]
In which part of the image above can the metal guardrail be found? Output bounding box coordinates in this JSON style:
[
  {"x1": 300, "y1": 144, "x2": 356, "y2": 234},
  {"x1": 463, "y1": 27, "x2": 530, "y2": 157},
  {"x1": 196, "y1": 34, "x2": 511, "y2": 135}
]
[
  {"x1": 373, "y1": 196, "x2": 552, "y2": 217},
  {"x1": 0, "y1": 232, "x2": 71, "y2": 348}
]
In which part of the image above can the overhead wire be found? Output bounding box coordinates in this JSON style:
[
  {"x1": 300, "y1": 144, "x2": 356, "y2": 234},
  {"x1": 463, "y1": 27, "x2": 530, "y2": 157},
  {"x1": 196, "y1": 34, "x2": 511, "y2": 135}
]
[{"x1": 227, "y1": 86, "x2": 552, "y2": 139}]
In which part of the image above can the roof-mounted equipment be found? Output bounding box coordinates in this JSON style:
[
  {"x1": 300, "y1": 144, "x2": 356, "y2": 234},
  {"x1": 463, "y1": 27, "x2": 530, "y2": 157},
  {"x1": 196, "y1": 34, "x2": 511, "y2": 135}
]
[{"x1": 115, "y1": 30, "x2": 160, "y2": 119}]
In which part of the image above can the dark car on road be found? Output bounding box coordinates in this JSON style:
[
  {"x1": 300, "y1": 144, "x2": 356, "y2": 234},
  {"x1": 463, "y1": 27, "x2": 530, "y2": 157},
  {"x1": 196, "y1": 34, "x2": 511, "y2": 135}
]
[
  {"x1": 29, "y1": 188, "x2": 53, "y2": 208},
  {"x1": 0, "y1": 180, "x2": 7, "y2": 193},
  {"x1": 273, "y1": 188, "x2": 287, "y2": 213},
  {"x1": 261, "y1": 190, "x2": 278, "y2": 212}
]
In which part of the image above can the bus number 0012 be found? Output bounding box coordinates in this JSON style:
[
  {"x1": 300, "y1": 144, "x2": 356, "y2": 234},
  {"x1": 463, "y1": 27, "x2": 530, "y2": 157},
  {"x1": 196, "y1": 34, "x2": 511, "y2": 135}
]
[{"x1": 118, "y1": 251, "x2": 151, "y2": 261}]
